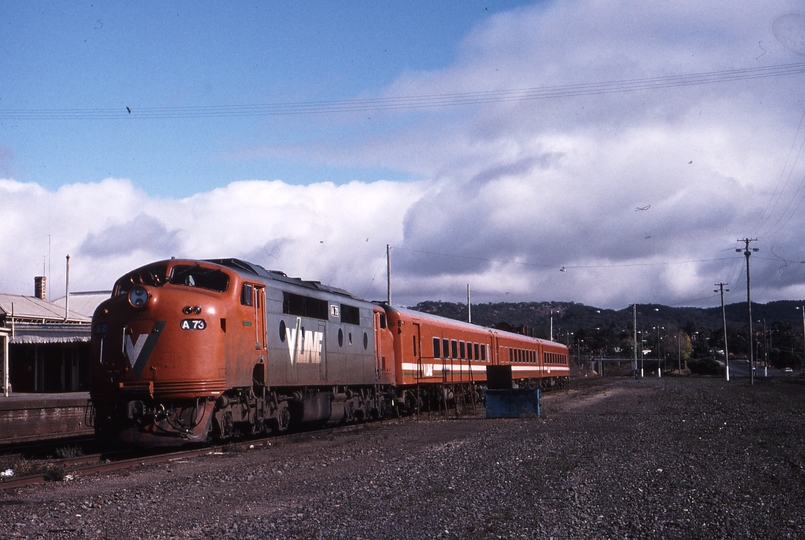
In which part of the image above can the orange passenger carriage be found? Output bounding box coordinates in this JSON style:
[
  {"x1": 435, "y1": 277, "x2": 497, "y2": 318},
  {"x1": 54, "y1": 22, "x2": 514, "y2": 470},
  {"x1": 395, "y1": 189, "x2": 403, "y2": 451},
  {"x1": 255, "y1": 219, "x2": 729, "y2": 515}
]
[{"x1": 381, "y1": 306, "x2": 569, "y2": 413}]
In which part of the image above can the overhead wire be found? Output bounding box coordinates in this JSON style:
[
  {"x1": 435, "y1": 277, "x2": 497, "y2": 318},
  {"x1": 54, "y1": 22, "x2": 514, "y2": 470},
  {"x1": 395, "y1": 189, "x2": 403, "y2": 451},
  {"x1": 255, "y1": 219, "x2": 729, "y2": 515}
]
[
  {"x1": 751, "y1": 105, "x2": 805, "y2": 240},
  {"x1": 2, "y1": 62, "x2": 805, "y2": 120},
  {"x1": 392, "y1": 246, "x2": 736, "y2": 271},
  {"x1": 752, "y1": 107, "x2": 805, "y2": 235}
]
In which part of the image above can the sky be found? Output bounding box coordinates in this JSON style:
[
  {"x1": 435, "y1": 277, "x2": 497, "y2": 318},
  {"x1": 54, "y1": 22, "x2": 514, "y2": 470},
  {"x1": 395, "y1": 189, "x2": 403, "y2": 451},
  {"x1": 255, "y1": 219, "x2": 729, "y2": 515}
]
[{"x1": 2, "y1": 0, "x2": 805, "y2": 311}]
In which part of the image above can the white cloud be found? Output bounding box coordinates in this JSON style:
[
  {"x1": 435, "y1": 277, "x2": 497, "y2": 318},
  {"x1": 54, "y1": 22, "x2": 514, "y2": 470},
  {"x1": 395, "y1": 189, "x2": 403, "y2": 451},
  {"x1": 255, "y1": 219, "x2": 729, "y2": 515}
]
[
  {"x1": 4, "y1": 0, "x2": 805, "y2": 309},
  {"x1": 0, "y1": 177, "x2": 425, "y2": 303}
]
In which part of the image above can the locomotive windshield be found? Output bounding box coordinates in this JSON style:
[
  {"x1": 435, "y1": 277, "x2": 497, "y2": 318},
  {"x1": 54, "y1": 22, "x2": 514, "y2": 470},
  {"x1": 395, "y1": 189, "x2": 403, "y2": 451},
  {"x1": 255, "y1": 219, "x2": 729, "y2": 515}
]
[
  {"x1": 113, "y1": 265, "x2": 168, "y2": 296},
  {"x1": 113, "y1": 263, "x2": 230, "y2": 295},
  {"x1": 169, "y1": 265, "x2": 230, "y2": 292}
]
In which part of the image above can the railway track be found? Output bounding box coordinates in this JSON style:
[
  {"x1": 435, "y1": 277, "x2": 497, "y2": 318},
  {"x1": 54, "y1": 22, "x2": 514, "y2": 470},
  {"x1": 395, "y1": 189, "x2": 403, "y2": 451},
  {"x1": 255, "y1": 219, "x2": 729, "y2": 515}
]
[
  {"x1": 0, "y1": 382, "x2": 568, "y2": 490},
  {"x1": 0, "y1": 418, "x2": 400, "y2": 491}
]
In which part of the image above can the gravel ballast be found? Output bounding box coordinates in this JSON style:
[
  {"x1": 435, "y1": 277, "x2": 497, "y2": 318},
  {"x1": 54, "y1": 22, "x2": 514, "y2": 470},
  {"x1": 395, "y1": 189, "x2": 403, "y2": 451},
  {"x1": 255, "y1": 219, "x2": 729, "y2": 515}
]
[{"x1": 1, "y1": 376, "x2": 803, "y2": 539}]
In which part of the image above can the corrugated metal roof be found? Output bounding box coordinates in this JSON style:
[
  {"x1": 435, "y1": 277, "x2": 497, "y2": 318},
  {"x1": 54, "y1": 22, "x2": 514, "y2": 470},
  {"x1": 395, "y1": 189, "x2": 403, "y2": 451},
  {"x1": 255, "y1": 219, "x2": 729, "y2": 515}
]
[
  {"x1": 10, "y1": 322, "x2": 91, "y2": 344},
  {"x1": 0, "y1": 293, "x2": 93, "y2": 323},
  {"x1": 51, "y1": 292, "x2": 111, "y2": 319}
]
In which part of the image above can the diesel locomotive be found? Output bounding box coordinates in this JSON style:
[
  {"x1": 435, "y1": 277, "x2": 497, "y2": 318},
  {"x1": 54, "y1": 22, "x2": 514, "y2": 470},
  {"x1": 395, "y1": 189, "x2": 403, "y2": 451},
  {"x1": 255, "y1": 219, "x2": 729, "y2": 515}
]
[{"x1": 90, "y1": 258, "x2": 568, "y2": 446}]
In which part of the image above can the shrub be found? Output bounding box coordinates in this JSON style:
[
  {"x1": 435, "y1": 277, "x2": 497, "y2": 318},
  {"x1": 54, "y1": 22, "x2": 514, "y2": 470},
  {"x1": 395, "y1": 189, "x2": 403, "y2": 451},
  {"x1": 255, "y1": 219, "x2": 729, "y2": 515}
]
[{"x1": 688, "y1": 357, "x2": 724, "y2": 375}]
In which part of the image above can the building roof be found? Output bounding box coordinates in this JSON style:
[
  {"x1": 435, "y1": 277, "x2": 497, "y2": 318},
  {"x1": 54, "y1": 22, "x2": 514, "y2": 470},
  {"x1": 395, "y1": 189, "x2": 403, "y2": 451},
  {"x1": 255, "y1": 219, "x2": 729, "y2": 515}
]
[
  {"x1": 0, "y1": 292, "x2": 105, "y2": 344},
  {"x1": 51, "y1": 291, "x2": 111, "y2": 319},
  {"x1": 0, "y1": 293, "x2": 91, "y2": 323},
  {"x1": 8, "y1": 321, "x2": 91, "y2": 344}
]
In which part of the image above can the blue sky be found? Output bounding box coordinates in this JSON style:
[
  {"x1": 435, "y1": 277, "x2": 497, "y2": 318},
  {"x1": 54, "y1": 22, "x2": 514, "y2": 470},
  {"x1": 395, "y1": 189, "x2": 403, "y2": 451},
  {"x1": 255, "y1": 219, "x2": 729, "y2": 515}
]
[
  {"x1": 2, "y1": 1, "x2": 535, "y2": 195},
  {"x1": 2, "y1": 1, "x2": 805, "y2": 311}
]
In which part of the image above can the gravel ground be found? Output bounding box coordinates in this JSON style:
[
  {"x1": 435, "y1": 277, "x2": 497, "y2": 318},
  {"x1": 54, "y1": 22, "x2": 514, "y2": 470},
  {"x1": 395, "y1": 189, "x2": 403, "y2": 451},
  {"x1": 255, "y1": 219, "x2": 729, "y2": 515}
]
[{"x1": 1, "y1": 376, "x2": 804, "y2": 539}]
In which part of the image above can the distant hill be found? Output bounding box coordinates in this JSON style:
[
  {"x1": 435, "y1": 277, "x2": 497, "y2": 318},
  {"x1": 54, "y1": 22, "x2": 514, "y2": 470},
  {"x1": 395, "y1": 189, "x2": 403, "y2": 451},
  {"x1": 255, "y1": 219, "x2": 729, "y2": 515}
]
[{"x1": 409, "y1": 300, "x2": 805, "y2": 339}]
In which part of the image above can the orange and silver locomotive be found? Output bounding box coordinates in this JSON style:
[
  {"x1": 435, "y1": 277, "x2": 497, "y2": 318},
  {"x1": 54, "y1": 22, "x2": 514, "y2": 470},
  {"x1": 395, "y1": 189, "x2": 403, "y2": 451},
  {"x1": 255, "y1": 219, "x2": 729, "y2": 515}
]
[
  {"x1": 90, "y1": 258, "x2": 394, "y2": 446},
  {"x1": 90, "y1": 258, "x2": 569, "y2": 446}
]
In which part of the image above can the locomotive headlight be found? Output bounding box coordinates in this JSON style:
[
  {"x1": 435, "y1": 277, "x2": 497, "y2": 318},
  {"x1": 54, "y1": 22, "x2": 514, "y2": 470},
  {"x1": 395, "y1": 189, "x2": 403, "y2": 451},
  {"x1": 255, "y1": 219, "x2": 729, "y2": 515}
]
[{"x1": 128, "y1": 286, "x2": 149, "y2": 308}]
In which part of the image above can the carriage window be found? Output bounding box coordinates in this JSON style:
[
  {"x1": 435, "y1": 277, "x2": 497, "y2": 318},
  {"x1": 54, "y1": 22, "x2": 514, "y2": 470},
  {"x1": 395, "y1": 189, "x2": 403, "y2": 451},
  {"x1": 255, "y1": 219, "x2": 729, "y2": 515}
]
[
  {"x1": 443, "y1": 338, "x2": 449, "y2": 359},
  {"x1": 283, "y1": 292, "x2": 328, "y2": 320},
  {"x1": 475, "y1": 343, "x2": 480, "y2": 361},
  {"x1": 379, "y1": 313, "x2": 386, "y2": 329},
  {"x1": 341, "y1": 304, "x2": 360, "y2": 325},
  {"x1": 451, "y1": 340, "x2": 458, "y2": 359},
  {"x1": 433, "y1": 337, "x2": 441, "y2": 358},
  {"x1": 460, "y1": 341, "x2": 466, "y2": 359},
  {"x1": 468, "y1": 343, "x2": 473, "y2": 361}
]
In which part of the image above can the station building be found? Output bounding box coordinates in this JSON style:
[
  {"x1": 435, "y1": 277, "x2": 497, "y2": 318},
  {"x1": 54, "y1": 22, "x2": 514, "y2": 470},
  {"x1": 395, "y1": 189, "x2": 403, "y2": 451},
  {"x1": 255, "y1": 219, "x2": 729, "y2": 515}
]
[{"x1": 0, "y1": 276, "x2": 108, "y2": 395}]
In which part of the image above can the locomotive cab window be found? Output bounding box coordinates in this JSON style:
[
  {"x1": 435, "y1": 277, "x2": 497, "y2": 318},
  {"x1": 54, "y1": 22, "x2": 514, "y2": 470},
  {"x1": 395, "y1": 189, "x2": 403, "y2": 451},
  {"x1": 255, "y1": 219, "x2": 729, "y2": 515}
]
[
  {"x1": 241, "y1": 283, "x2": 253, "y2": 306},
  {"x1": 114, "y1": 265, "x2": 169, "y2": 295},
  {"x1": 169, "y1": 265, "x2": 230, "y2": 292}
]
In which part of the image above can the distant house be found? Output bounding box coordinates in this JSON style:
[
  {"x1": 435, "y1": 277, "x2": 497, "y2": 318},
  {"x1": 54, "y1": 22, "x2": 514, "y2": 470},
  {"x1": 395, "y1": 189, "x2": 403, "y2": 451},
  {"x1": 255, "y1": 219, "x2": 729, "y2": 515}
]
[{"x1": 0, "y1": 283, "x2": 109, "y2": 394}]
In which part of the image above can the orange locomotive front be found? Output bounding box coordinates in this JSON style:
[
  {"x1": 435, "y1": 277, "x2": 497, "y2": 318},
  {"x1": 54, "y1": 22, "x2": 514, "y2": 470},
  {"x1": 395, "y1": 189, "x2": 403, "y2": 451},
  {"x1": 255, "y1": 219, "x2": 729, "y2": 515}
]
[{"x1": 90, "y1": 260, "x2": 258, "y2": 445}]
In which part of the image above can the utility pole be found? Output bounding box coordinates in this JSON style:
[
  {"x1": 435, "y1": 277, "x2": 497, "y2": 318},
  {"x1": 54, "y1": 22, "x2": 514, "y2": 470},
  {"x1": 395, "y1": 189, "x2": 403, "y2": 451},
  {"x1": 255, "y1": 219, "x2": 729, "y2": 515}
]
[
  {"x1": 633, "y1": 304, "x2": 639, "y2": 377},
  {"x1": 715, "y1": 282, "x2": 730, "y2": 381},
  {"x1": 467, "y1": 284, "x2": 471, "y2": 323},
  {"x1": 799, "y1": 306, "x2": 805, "y2": 373},
  {"x1": 386, "y1": 244, "x2": 392, "y2": 306},
  {"x1": 64, "y1": 255, "x2": 71, "y2": 322},
  {"x1": 737, "y1": 239, "x2": 758, "y2": 385}
]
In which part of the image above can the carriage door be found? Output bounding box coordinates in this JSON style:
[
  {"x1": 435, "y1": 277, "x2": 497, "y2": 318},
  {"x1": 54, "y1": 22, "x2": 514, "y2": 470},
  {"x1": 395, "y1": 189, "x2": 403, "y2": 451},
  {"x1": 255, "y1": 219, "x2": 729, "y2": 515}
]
[
  {"x1": 252, "y1": 285, "x2": 268, "y2": 386},
  {"x1": 412, "y1": 323, "x2": 422, "y2": 378}
]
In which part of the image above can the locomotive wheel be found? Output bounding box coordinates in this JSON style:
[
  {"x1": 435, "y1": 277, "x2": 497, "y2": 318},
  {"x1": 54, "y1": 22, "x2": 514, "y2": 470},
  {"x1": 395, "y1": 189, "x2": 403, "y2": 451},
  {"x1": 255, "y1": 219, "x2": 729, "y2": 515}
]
[{"x1": 276, "y1": 403, "x2": 290, "y2": 432}]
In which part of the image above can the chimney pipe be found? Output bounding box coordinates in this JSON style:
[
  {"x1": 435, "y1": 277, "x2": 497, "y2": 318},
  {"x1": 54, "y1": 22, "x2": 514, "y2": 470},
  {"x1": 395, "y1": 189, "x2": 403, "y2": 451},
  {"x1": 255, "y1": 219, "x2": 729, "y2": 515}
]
[{"x1": 34, "y1": 276, "x2": 47, "y2": 300}]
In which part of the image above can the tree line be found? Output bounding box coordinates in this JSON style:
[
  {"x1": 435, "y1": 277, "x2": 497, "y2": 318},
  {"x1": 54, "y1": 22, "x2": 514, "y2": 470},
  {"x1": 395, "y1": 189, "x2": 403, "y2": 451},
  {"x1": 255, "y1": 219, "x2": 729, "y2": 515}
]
[{"x1": 411, "y1": 300, "x2": 805, "y2": 369}]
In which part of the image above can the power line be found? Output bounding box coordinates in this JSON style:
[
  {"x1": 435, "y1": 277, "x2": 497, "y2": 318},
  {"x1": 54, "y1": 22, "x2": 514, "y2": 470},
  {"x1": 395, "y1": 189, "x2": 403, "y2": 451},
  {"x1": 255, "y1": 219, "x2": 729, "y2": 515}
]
[
  {"x1": 2, "y1": 62, "x2": 805, "y2": 120},
  {"x1": 393, "y1": 246, "x2": 736, "y2": 271}
]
